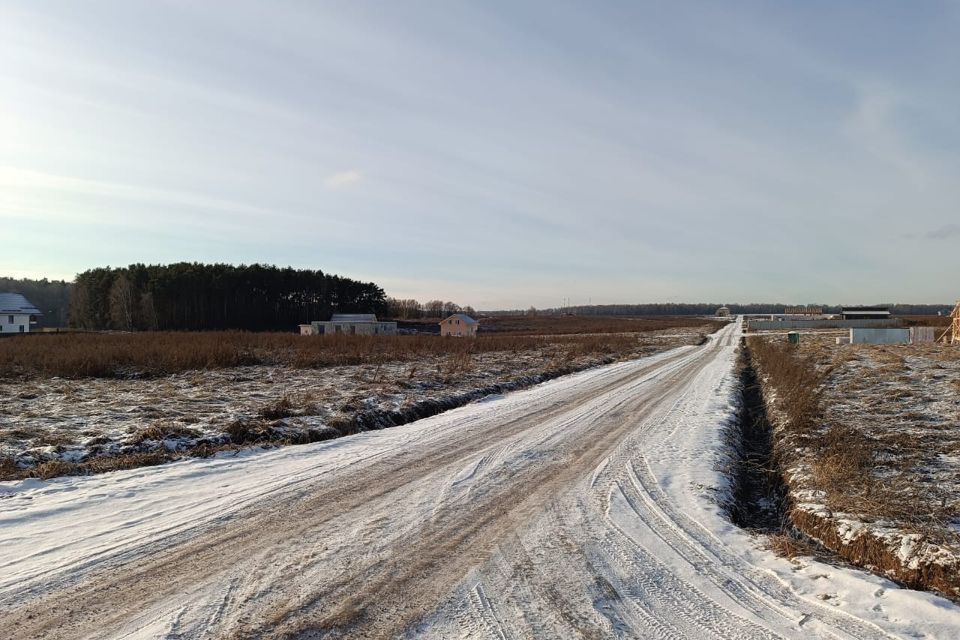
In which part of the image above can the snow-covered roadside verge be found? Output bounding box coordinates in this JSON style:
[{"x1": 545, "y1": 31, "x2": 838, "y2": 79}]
[
  {"x1": 747, "y1": 335, "x2": 960, "y2": 601},
  {"x1": 654, "y1": 334, "x2": 960, "y2": 639}
]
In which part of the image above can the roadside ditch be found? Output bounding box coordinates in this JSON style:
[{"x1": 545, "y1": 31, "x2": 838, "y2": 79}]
[
  {"x1": 726, "y1": 341, "x2": 843, "y2": 561},
  {"x1": 728, "y1": 338, "x2": 960, "y2": 601}
]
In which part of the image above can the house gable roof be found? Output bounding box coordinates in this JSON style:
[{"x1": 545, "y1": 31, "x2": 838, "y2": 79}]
[
  {"x1": 442, "y1": 313, "x2": 478, "y2": 325},
  {"x1": 0, "y1": 293, "x2": 41, "y2": 315},
  {"x1": 329, "y1": 314, "x2": 378, "y2": 323}
]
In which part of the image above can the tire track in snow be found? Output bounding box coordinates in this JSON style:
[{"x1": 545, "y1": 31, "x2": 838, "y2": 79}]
[{"x1": 624, "y1": 459, "x2": 894, "y2": 640}]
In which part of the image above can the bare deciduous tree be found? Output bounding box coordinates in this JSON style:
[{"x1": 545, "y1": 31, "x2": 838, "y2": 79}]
[{"x1": 108, "y1": 274, "x2": 135, "y2": 330}]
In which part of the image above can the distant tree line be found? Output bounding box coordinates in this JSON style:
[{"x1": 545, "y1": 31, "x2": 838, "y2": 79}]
[
  {"x1": 488, "y1": 303, "x2": 955, "y2": 316},
  {"x1": 68, "y1": 263, "x2": 386, "y2": 331},
  {"x1": 0, "y1": 277, "x2": 73, "y2": 328},
  {"x1": 384, "y1": 297, "x2": 476, "y2": 319}
]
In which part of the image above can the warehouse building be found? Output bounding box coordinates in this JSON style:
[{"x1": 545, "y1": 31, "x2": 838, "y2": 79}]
[{"x1": 841, "y1": 306, "x2": 891, "y2": 321}]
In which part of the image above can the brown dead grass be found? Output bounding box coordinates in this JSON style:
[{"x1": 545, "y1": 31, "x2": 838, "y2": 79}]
[
  {"x1": 767, "y1": 532, "x2": 828, "y2": 560},
  {"x1": 128, "y1": 423, "x2": 201, "y2": 444},
  {"x1": 898, "y1": 315, "x2": 952, "y2": 328},
  {"x1": 0, "y1": 446, "x2": 256, "y2": 482},
  {"x1": 0, "y1": 456, "x2": 19, "y2": 478},
  {"x1": 25, "y1": 452, "x2": 173, "y2": 480},
  {"x1": 258, "y1": 397, "x2": 296, "y2": 420},
  {"x1": 223, "y1": 418, "x2": 270, "y2": 444},
  {"x1": 0, "y1": 331, "x2": 666, "y2": 379},
  {"x1": 479, "y1": 314, "x2": 724, "y2": 335},
  {"x1": 747, "y1": 338, "x2": 827, "y2": 435}
]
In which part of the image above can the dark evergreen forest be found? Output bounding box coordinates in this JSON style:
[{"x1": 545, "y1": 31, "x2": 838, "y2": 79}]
[{"x1": 67, "y1": 263, "x2": 386, "y2": 331}]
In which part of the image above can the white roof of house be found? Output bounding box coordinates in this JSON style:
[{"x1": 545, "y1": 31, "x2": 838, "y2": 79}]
[
  {"x1": 443, "y1": 313, "x2": 478, "y2": 325},
  {"x1": 329, "y1": 314, "x2": 378, "y2": 323},
  {"x1": 0, "y1": 293, "x2": 41, "y2": 315}
]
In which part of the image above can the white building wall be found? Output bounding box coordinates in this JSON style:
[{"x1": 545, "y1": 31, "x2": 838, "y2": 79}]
[
  {"x1": 849, "y1": 328, "x2": 910, "y2": 344},
  {"x1": 0, "y1": 313, "x2": 31, "y2": 333},
  {"x1": 310, "y1": 321, "x2": 397, "y2": 336}
]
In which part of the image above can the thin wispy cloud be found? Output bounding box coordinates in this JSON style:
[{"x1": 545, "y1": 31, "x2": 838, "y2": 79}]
[
  {"x1": 0, "y1": 166, "x2": 278, "y2": 222},
  {"x1": 322, "y1": 170, "x2": 362, "y2": 190}
]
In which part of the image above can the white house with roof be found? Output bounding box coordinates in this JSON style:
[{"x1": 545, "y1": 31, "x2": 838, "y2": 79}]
[
  {"x1": 440, "y1": 313, "x2": 479, "y2": 337},
  {"x1": 0, "y1": 293, "x2": 41, "y2": 334},
  {"x1": 300, "y1": 313, "x2": 397, "y2": 336}
]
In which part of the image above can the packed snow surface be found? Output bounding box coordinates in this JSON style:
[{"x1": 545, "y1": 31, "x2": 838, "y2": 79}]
[{"x1": 2, "y1": 321, "x2": 958, "y2": 638}]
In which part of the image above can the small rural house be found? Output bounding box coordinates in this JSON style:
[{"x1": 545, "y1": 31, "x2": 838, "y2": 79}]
[
  {"x1": 301, "y1": 314, "x2": 397, "y2": 336},
  {"x1": 0, "y1": 293, "x2": 41, "y2": 334},
  {"x1": 715, "y1": 306, "x2": 731, "y2": 317},
  {"x1": 440, "y1": 313, "x2": 478, "y2": 337}
]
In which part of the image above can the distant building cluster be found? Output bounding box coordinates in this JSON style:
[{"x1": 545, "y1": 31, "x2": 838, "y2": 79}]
[
  {"x1": 299, "y1": 313, "x2": 480, "y2": 337},
  {"x1": 783, "y1": 305, "x2": 823, "y2": 315}
]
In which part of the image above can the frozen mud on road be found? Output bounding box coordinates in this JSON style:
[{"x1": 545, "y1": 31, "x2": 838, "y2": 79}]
[{"x1": 2, "y1": 322, "x2": 959, "y2": 639}]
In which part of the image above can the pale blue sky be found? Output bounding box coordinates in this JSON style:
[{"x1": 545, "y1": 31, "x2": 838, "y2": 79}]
[{"x1": 2, "y1": 1, "x2": 958, "y2": 309}]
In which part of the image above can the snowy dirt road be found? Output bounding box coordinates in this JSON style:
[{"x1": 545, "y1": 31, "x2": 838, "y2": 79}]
[{"x1": 2, "y1": 321, "x2": 959, "y2": 639}]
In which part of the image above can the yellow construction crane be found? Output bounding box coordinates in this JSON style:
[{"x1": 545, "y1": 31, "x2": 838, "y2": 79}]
[{"x1": 938, "y1": 301, "x2": 960, "y2": 344}]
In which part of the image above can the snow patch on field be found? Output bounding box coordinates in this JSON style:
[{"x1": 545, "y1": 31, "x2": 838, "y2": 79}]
[{"x1": 0, "y1": 330, "x2": 705, "y2": 473}]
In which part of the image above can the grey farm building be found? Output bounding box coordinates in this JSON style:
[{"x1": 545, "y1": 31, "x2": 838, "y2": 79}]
[{"x1": 300, "y1": 314, "x2": 397, "y2": 336}]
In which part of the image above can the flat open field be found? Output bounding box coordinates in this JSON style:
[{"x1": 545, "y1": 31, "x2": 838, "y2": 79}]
[
  {"x1": 748, "y1": 333, "x2": 960, "y2": 598},
  {"x1": 0, "y1": 319, "x2": 721, "y2": 480},
  {"x1": 479, "y1": 314, "x2": 725, "y2": 335}
]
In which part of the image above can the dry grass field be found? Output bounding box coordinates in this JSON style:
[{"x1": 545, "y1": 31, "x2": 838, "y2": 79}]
[
  {"x1": 0, "y1": 330, "x2": 631, "y2": 379},
  {"x1": 0, "y1": 320, "x2": 721, "y2": 480},
  {"x1": 748, "y1": 334, "x2": 960, "y2": 598},
  {"x1": 479, "y1": 314, "x2": 724, "y2": 335},
  {"x1": 897, "y1": 315, "x2": 952, "y2": 328}
]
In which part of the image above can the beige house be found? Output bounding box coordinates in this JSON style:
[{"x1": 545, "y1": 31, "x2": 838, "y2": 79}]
[{"x1": 440, "y1": 313, "x2": 478, "y2": 337}]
